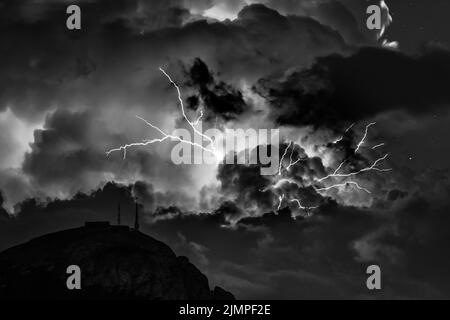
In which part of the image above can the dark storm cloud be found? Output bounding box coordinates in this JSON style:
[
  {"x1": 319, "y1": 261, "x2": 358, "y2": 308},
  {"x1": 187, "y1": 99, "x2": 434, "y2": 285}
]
[
  {"x1": 22, "y1": 109, "x2": 111, "y2": 189},
  {"x1": 288, "y1": 153, "x2": 328, "y2": 184},
  {"x1": 0, "y1": 191, "x2": 8, "y2": 218},
  {"x1": 234, "y1": 4, "x2": 349, "y2": 70},
  {"x1": 0, "y1": 0, "x2": 190, "y2": 29},
  {"x1": 132, "y1": 181, "x2": 198, "y2": 213},
  {"x1": 0, "y1": 0, "x2": 191, "y2": 120},
  {"x1": 262, "y1": 0, "x2": 369, "y2": 45},
  {"x1": 311, "y1": 0, "x2": 366, "y2": 44},
  {"x1": 0, "y1": 182, "x2": 135, "y2": 251},
  {"x1": 213, "y1": 200, "x2": 243, "y2": 221},
  {"x1": 184, "y1": 58, "x2": 248, "y2": 121},
  {"x1": 0, "y1": 0, "x2": 133, "y2": 118},
  {"x1": 21, "y1": 109, "x2": 194, "y2": 198},
  {"x1": 3, "y1": 0, "x2": 450, "y2": 300},
  {"x1": 256, "y1": 47, "x2": 450, "y2": 129},
  {"x1": 146, "y1": 168, "x2": 450, "y2": 299},
  {"x1": 214, "y1": 138, "x2": 388, "y2": 214},
  {"x1": 1, "y1": 166, "x2": 450, "y2": 298},
  {"x1": 0, "y1": 1, "x2": 349, "y2": 121},
  {"x1": 386, "y1": 0, "x2": 450, "y2": 53},
  {"x1": 0, "y1": 169, "x2": 36, "y2": 209},
  {"x1": 0, "y1": 0, "x2": 352, "y2": 205},
  {"x1": 0, "y1": 0, "x2": 190, "y2": 119},
  {"x1": 0, "y1": 179, "x2": 210, "y2": 251},
  {"x1": 352, "y1": 170, "x2": 450, "y2": 297},
  {"x1": 216, "y1": 159, "x2": 275, "y2": 213}
]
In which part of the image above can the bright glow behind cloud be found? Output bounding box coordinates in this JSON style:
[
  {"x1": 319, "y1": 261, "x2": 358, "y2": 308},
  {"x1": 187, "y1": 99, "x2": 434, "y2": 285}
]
[{"x1": 0, "y1": 108, "x2": 42, "y2": 169}]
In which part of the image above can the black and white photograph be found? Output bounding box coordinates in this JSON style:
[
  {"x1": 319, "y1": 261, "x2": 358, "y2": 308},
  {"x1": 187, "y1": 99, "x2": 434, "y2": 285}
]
[{"x1": 0, "y1": 0, "x2": 450, "y2": 307}]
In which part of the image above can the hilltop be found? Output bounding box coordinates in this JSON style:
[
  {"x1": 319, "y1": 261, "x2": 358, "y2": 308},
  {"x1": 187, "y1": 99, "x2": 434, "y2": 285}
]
[{"x1": 0, "y1": 222, "x2": 234, "y2": 300}]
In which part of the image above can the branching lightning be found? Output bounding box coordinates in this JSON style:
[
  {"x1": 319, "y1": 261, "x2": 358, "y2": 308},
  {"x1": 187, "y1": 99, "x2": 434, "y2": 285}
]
[
  {"x1": 270, "y1": 122, "x2": 392, "y2": 217},
  {"x1": 106, "y1": 67, "x2": 217, "y2": 159},
  {"x1": 158, "y1": 68, "x2": 216, "y2": 151},
  {"x1": 314, "y1": 123, "x2": 391, "y2": 195},
  {"x1": 286, "y1": 143, "x2": 306, "y2": 172},
  {"x1": 106, "y1": 68, "x2": 392, "y2": 219},
  {"x1": 355, "y1": 122, "x2": 376, "y2": 154},
  {"x1": 315, "y1": 181, "x2": 372, "y2": 194},
  {"x1": 290, "y1": 199, "x2": 319, "y2": 216},
  {"x1": 278, "y1": 141, "x2": 307, "y2": 176},
  {"x1": 317, "y1": 154, "x2": 392, "y2": 183}
]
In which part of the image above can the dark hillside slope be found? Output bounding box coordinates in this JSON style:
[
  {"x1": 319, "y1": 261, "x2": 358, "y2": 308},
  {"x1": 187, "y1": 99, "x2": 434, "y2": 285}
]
[{"x1": 0, "y1": 223, "x2": 234, "y2": 300}]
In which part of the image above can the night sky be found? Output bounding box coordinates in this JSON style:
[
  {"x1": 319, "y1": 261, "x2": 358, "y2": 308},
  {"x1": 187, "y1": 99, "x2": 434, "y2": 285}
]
[
  {"x1": 1, "y1": 0, "x2": 450, "y2": 299},
  {"x1": 383, "y1": 0, "x2": 450, "y2": 170},
  {"x1": 388, "y1": 0, "x2": 450, "y2": 52}
]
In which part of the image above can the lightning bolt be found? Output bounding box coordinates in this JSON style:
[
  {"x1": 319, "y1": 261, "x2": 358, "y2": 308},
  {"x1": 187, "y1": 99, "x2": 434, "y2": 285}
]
[
  {"x1": 264, "y1": 178, "x2": 317, "y2": 216},
  {"x1": 106, "y1": 67, "x2": 218, "y2": 159},
  {"x1": 345, "y1": 123, "x2": 356, "y2": 133},
  {"x1": 107, "y1": 68, "x2": 392, "y2": 218},
  {"x1": 355, "y1": 122, "x2": 376, "y2": 154},
  {"x1": 286, "y1": 143, "x2": 306, "y2": 172},
  {"x1": 278, "y1": 141, "x2": 292, "y2": 175},
  {"x1": 372, "y1": 143, "x2": 385, "y2": 150},
  {"x1": 267, "y1": 121, "x2": 392, "y2": 216},
  {"x1": 263, "y1": 178, "x2": 300, "y2": 192},
  {"x1": 315, "y1": 181, "x2": 372, "y2": 194},
  {"x1": 333, "y1": 122, "x2": 355, "y2": 144},
  {"x1": 277, "y1": 194, "x2": 285, "y2": 211},
  {"x1": 317, "y1": 154, "x2": 392, "y2": 183},
  {"x1": 158, "y1": 67, "x2": 216, "y2": 150},
  {"x1": 315, "y1": 123, "x2": 391, "y2": 195},
  {"x1": 290, "y1": 199, "x2": 319, "y2": 217},
  {"x1": 277, "y1": 141, "x2": 307, "y2": 176}
]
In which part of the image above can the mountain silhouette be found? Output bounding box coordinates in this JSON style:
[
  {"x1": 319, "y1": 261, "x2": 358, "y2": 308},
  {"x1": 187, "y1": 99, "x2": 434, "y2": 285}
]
[{"x1": 0, "y1": 222, "x2": 234, "y2": 300}]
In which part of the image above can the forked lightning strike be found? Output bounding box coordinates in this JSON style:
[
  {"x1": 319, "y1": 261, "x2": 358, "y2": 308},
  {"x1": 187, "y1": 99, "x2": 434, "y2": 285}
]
[
  {"x1": 158, "y1": 67, "x2": 215, "y2": 150},
  {"x1": 278, "y1": 141, "x2": 307, "y2": 175},
  {"x1": 317, "y1": 154, "x2": 392, "y2": 182},
  {"x1": 355, "y1": 122, "x2": 376, "y2": 154},
  {"x1": 286, "y1": 143, "x2": 306, "y2": 172},
  {"x1": 290, "y1": 199, "x2": 319, "y2": 216},
  {"x1": 315, "y1": 181, "x2": 372, "y2": 194},
  {"x1": 315, "y1": 123, "x2": 391, "y2": 195},
  {"x1": 271, "y1": 122, "x2": 392, "y2": 216},
  {"x1": 106, "y1": 67, "x2": 216, "y2": 159},
  {"x1": 278, "y1": 141, "x2": 292, "y2": 175},
  {"x1": 107, "y1": 69, "x2": 392, "y2": 218}
]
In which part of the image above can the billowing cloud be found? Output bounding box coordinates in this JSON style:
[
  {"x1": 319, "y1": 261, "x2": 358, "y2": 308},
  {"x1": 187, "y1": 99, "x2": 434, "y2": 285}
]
[
  {"x1": 2, "y1": 0, "x2": 450, "y2": 300},
  {"x1": 184, "y1": 58, "x2": 248, "y2": 121},
  {"x1": 1, "y1": 166, "x2": 449, "y2": 299},
  {"x1": 256, "y1": 47, "x2": 450, "y2": 130},
  {"x1": 0, "y1": 1, "x2": 353, "y2": 207}
]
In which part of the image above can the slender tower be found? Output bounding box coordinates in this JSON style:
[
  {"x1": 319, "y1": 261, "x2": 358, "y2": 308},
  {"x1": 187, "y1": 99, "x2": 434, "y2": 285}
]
[
  {"x1": 117, "y1": 203, "x2": 121, "y2": 225},
  {"x1": 134, "y1": 201, "x2": 140, "y2": 231}
]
